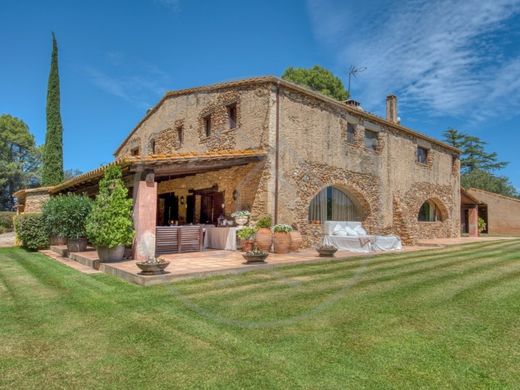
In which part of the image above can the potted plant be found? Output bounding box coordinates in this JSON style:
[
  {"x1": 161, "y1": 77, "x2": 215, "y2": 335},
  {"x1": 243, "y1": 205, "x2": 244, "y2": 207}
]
[
  {"x1": 316, "y1": 244, "x2": 338, "y2": 257},
  {"x1": 49, "y1": 193, "x2": 92, "y2": 253},
  {"x1": 237, "y1": 226, "x2": 257, "y2": 252},
  {"x1": 242, "y1": 245, "x2": 269, "y2": 263},
  {"x1": 231, "y1": 210, "x2": 251, "y2": 226},
  {"x1": 272, "y1": 223, "x2": 293, "y2": 254},
  {"x1": 254, "y1": 215, "x2": 273, "y2": 252},
  {"x1": 86, "y1": 165, "x2": 134, "y2": 262},
  {"x1": 42, "y1": 195, "x2": 67, "y2": 245},
  {"x1": 289, "y1": 224, "x2": 303, "y2": 252}
]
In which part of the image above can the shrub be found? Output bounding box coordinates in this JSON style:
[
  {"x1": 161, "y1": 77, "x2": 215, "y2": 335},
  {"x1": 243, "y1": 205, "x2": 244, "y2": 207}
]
[
  {"x1": 86, "y1": 165, "x2": 134, "y2": 248},
  {"x1": 14, "y1": 213, "x2": 49, "y2": 250},
  {"x1": 272, "y1": 224, "x2": 293, "y2": 233},
  {"x1": 0, "y1": 211, "x2": 15, "y2": 233},
  {"x1": 43, "y1": 194, "x2": 93, "y2": 239},
  {"x1": 478, "y1": 217, "x2": 487, "y2": 234},
  {"x1": 255, "y1": 215, "x2": 272, "y2": 229}
]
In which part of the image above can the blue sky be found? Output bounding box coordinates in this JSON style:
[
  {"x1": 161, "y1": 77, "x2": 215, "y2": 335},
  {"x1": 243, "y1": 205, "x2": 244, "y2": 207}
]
[{"x1": 2, "y1": 0, "x2": 520, "y2": 188}]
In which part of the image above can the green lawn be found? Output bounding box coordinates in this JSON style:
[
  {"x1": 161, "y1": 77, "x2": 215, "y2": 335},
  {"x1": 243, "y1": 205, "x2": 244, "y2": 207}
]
[{"x1": 1, "y1": 240, "x2": 520, "y2": 389}]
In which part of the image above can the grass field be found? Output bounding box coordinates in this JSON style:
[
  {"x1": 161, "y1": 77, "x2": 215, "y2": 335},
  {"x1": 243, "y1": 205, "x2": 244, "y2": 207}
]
[{"x1": 1, "y1": 240, "x2": 520, "y2": 389}]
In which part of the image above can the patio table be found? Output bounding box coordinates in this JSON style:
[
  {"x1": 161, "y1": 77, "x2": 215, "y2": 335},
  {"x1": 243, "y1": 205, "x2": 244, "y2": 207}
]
[{"x1": 204, "y1": 227, "x2": 238, "y2": 250}]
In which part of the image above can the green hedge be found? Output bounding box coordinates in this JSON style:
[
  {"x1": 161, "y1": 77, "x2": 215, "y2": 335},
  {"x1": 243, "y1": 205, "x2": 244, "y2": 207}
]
[
  {"x1": 0, "y1": 211, "x2": 16, "y2": 234},
  {"x1": 14, "y1": 213, "x2": 49, "y2": 251},
  {"x1": 43, "y1": 193, "x2": 93, "y2": 239}
]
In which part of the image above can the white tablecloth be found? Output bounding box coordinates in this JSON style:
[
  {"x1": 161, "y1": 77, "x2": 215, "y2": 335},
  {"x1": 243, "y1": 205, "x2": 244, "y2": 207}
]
[{"x1": 204, "y1": 227, "x2": 238, "y2": 250}]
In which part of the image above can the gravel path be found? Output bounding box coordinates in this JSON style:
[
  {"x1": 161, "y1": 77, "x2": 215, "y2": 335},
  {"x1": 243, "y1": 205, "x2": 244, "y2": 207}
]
[{"x1": 0, "y1": 232, "x2": 16, "y2": 248}]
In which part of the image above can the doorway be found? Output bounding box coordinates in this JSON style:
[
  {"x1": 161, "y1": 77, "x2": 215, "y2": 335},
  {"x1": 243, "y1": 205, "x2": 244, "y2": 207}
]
[
  {"x1": 200, "y1": 192, "x2": 224, "y2": 225},
  {"x1": 157, "y1": 193, "x2": 178, "y2": 226}
]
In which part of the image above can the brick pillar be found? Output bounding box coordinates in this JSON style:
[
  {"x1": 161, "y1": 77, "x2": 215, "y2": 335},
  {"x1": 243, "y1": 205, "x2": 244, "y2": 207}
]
[
  {"x1": 468, "y1": 206, "x2": 479, "y2": 237},
  {"x1": 133, "y1": 172, "x2": 157, "y2": 261}
]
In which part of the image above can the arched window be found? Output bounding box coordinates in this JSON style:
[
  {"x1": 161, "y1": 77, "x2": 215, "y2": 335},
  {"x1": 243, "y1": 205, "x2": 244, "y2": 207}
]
[
  {"x1": 418, "y1": 200, "x2": 441, "y2": 222},
  {"x1": 308, "y1": 186, "x2": 360, "y2": 223}
]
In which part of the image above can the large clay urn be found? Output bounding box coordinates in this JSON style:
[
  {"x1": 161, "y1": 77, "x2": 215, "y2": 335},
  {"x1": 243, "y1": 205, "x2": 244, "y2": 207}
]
[
  {"x1": 289, "y1": 231, "x2": 303, "y2": 252},
  {"x1": 273, "y1": 232, "x2": 291, "y2": 254},
  {"x1": 255, "y1": 228, "x2": 273, "y2": 252}
]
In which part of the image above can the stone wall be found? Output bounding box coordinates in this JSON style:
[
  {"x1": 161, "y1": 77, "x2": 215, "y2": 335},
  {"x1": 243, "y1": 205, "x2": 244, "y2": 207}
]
[
  {"x1": 117, "y1": 84, "x2": 272, "y2": 158},
  {"x1": 22, "y1": 189, "x2": 51, "y2": 213}
]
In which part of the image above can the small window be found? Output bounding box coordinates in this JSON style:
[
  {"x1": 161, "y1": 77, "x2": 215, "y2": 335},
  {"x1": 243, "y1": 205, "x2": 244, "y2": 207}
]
[
  {"x1": 364, "y1": 130, "x2": 378, "y2": 150},
  {"x1": 418, "y1": 200, "x2": 441, "y2": 222},
  {"x1": 177, "y1": 126, "x2": 184, "y2": 146},
  {"x1": 417, "y1": 146, "x2": 429, "y2": 164},
  {"x1": 150, "y1": 139, "x2": 156, "y2": 154},
  {"x1": 130, "y1": 147, "x2": 140, "y2": 156},
  {"x1": 346, "y1": 123, "x2": 356, "y2": 144},
  {"x1": 227, "y1": 104, "x2": 237, "y2": 129},
  {"x1": 204, "y1": 115, "x2": 211, "y2": 137}
]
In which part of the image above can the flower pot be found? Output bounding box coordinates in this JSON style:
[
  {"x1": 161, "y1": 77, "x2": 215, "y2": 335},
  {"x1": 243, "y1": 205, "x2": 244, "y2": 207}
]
[
  {"x1": 97, "y1": 245, "x2": 125, "y2": 262},
  {"x1": 240, "y1": 239, "x2": 254, "y2": 252},
  {"x1": 255, "y1": 228, "x2": 273, "y2": 252},
  {"x1": 51, "y1": 235, "x2": 67, "y2": 246},
  {"x1": 67, "y1": 237, "x2": 88, "y2": 252},
  {"x1": 235, "y1": 216, "x2": 249, "y2": 226},
  {"x1": 289, "y1": 231, "x2": 303, "y2": 252},
  {"x1": 273, "y1": 232, "x2": 291, "y2": 254},
  {"x1": 136, "y1": 260, "x2": 170, "y2": 275},
  {"x1": 316, "y1": 247, "x2": 338, "y2": 257},
  {"x1": 242, "y1": 253, "x2": 268, "y2": 263}
]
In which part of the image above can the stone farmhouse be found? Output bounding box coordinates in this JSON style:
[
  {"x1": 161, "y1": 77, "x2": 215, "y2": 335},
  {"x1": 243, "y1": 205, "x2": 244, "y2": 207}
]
[{"x1": 15, "y1": 76, "x2": 463, "y2": 258}]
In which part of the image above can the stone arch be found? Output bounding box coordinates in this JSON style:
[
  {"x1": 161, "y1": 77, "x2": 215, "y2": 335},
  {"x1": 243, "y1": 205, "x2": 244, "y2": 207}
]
[
  {"x1": 306, "y1": 182, "x2": 371, "y2": 223},
  {"x1": 415, "y1": 196, "x2": 450, "y2": 222}
]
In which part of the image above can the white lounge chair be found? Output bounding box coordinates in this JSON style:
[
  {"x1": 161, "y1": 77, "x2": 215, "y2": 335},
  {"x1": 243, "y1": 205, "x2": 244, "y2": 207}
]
[{"x1": 321, "y1": 221, "x2": 402, "y2": 253}]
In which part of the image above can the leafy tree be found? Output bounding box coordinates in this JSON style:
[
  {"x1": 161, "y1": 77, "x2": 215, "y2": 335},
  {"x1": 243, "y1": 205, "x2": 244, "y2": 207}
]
[
  {"x1": 86, "y1": 165, "x2": 134, "y2": 248},
  {"x1": 444, "y1": 128, "x2": 517, "y2": 197},
  {"x1": 0, "y1": 114, "x2": 41, "y2": 210},
  {"x1": 443, "y1": 129, "x2": 508, "y2": 174},
  {"x1": 282, "y1": 65, "x2": 348, "y2": 101},
  {"x1": 42, "y1": 32, "x2": 64, "y2": 186},
  {"x1": 461, "y1": 169, "x2": 518, "y2": 198},
  {"x1": 64, "y1": 169, "x2": 83, "y2": 180}
]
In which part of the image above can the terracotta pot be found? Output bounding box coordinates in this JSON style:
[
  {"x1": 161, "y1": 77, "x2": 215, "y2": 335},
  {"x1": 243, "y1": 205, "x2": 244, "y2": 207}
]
[
  {"x1": 273, "y1": 232, "x2": 291, "y2": 254},
  {"x1": 97, "y1": 245, "x2": 125, "y2": 262},
  {"x1": 289, "y1": 231, "x2": 303, "y2": 251},
  {"x1": 67, "y1": 237, "x2": 88, "y2": 253},
  {"x1": 241, "y1": 239, "x2": 254, "y2": 252},
  {"x1": 255, "y1": 228, "x2": 273, "y2": 252}
]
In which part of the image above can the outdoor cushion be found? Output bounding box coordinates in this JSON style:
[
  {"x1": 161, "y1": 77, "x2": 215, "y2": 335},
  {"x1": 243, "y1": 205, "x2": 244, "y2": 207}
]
[{"x1": 354, "y1": 225, "x2": 368, "y2": 236}]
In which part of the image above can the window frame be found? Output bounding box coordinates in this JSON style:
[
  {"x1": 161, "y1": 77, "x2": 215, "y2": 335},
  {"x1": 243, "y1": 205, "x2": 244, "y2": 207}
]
[
  {"x1": 227, "y1": 103, "x2": 237, "y2": 130},
  {"x1": 130, "y1": 146, "x2": 140, "y2": 156},
  {"x1": 418, "y1": 200, "x2": 441, "y2": 222},
  {"x1": 364, "y1": 129, "x2": 379, "y2": 150},
  {"x1": 149, "y1": 139, "x2": 156, "y2": 155},
  {"x1": 346, "y1": 123, "x2": 356, "y2": 144},
  {"x1": 417, "y1": 146, "x2": 429, "y2": 165},
  {"x1": 203, "y1": 115, "x2": 211, "y2": 137}
]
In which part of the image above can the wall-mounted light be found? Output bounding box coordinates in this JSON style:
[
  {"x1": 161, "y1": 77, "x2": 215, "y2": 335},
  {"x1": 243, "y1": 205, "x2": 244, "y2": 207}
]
[{"x1": 180, "y1": 196, "x2": 185, "y2": 205}]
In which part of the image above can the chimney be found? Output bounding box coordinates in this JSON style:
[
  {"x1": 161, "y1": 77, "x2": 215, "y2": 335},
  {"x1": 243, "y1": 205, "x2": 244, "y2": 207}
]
[{"x1": 386, "y1": 95, "x2": 398, "y2": 124}]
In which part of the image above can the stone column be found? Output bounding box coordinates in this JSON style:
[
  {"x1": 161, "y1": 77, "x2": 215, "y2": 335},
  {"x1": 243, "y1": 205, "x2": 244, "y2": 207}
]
[
  {"x1": 133, "y1": 171, "x2": 157, "y2": 261},
  {"x1": 468, "y1": 206, "x2": 479, "y2": 237}
]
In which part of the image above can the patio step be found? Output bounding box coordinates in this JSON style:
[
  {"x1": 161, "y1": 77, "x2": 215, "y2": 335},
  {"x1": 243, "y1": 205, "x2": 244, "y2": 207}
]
[
  {"x1": 68, "y1": 251, "x2": 101, "y2": 270},
  {"x1": 50, "y1": 245, "x2": 68, "y2": 257},
  {"x1": 40, "y1": 250, "x2": 102, "y2": 274}
]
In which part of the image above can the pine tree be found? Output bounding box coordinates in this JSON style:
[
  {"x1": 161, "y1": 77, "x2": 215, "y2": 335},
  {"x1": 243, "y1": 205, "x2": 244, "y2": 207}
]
[{"x1": 42, "y1": 32, "x2": 64, "y2": 186}]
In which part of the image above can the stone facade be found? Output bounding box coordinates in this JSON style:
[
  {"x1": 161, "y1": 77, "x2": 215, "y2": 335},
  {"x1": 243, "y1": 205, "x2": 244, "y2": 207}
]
[
  {"x1": 19, "y1": 188, "x2": 51, "y2": 213},
  {"x1": 115, "y1": 76, "x2": 460, "y2": 246}
]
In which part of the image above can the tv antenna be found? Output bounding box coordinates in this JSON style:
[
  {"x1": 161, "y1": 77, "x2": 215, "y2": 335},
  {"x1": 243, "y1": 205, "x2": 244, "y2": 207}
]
[{"x1": 347, "y1": 65, "x2": 367, "y2": 96}]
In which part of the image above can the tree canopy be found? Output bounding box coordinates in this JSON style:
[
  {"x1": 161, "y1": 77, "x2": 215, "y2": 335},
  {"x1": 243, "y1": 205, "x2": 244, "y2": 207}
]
[
  {"x1": 282, "y1": 66, "x2": 348, "y2": 101},
  {"x1": 443, "y1": 128, "x2": 517, "y2": 197},
  {"x1": 42, "y1": 32, "x2": 64, "y2": 186},
  {"x1": 0, "y1": 114, "x2": 41, "y2": 210}
]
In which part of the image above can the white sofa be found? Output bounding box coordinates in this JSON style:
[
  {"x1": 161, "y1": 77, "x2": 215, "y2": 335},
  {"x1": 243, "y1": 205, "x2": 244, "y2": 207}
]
[{"x1": 322, "y1": 221, "x2": 402, "y2": 253}]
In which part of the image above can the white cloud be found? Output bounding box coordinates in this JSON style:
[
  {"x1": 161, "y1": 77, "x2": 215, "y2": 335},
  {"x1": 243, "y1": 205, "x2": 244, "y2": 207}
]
[
  {"x1": 307, "y1": 0, "x2": 520, "y2": 121},
  {"x1": 85, "y1": 53, "x2": 172, "y2": 109},
  {"x1": 154, "y1": 0, "x2": 180, "y2": 12}
]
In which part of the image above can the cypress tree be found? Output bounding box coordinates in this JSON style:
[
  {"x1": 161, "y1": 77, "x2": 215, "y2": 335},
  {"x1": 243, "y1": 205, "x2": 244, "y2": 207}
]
[{"x1": 42, "y1": 32, "x2": 64, "y2": 186}]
